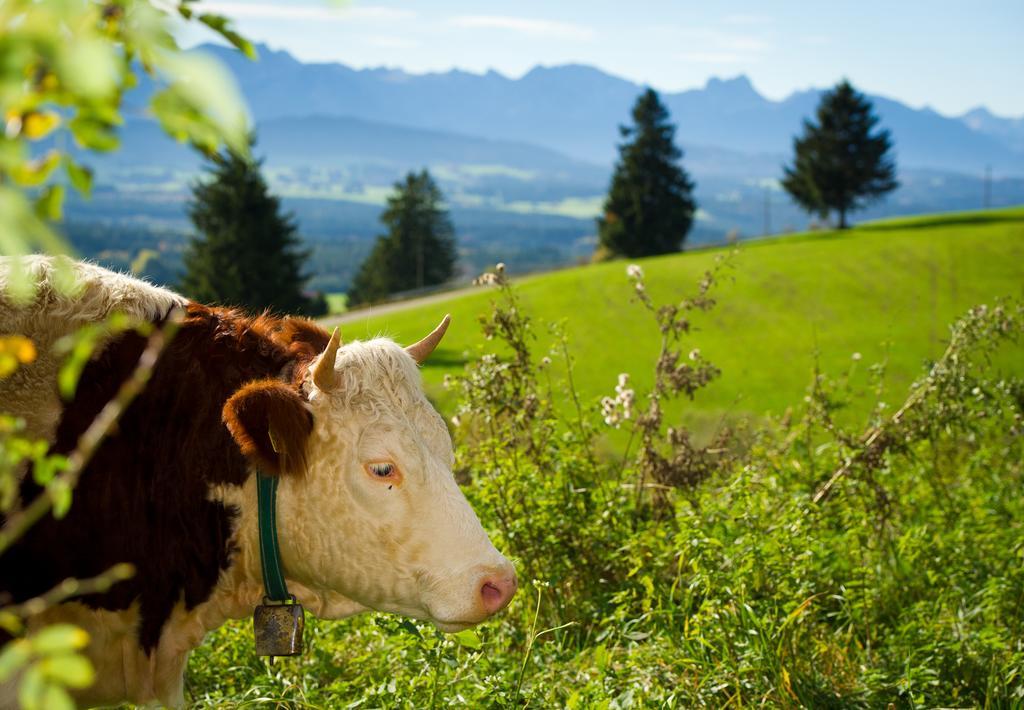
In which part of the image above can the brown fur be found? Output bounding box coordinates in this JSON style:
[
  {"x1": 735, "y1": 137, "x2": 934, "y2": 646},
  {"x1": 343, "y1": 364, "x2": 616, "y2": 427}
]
[
  {"x1": 0, "y1": 303, "x2": 331, "y2": 651},
  {"x1": 223, "y1": 380, "x2": 313, "y2": 476}
]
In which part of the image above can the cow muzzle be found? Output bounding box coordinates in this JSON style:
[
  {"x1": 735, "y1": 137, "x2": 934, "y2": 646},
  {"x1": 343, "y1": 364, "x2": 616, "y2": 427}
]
[
  {"x1": 426, "y1": 559, "x2": 518, "y2": 632},
  {"x1": 479, "y1": 565, "x2": 518, "y2": 616}
]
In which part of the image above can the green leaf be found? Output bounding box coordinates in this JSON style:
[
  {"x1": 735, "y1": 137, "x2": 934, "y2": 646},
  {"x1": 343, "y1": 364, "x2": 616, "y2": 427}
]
[
  {"x1": 12, "y1": 151, "x2": 61, "y2": 187},
  {"x1": 29, "y1": 625, "x2": 89, "y2": 655},
  {"x1": 69, "y1": 117, "x2": 119, "y2": 152},
  {"x1": 151, "y1": 50, "x2": 250, "y2": 156},
  {"x1": 38, "y1": 653, "x2": 94, "y2": 689},
  {"x1": 0, "y1": 639, "x2": 31, "y2": 682},
  {"x1": 397, "y1": 619, "x2": 423, "y2": 639},
  {"x1": 0, "y1": 611, "x2": 24, "y2": 637},
  {"x1": 38, "y1": 684, "x2": 74, "y2": 710},
  {"x1": 49, "y1": 479, "x2": 72, "y2": 519},
  {"x1": 57, "y1": 38, "x2": 119, "y2": 100},
  {"x1": 17, "y1": 664, "x2": 44, "y2": 710},
  {"x1": 453, "y1": 629, "x2": 482, "y2": 649},
  {"x1": 63, "y1": 157, "x2": 93, "y2": 197},
  {"x1": 31, "y1": 452, "x2": 69, "y2": 486},
  {"x1": 198, "y1": 14, "x2": 257, "y2": 60},
  {"x1": 22, "y1": 112, "x2": 61, "y2": 141},
  {"x1": 58, "y1": 334, "x2": 97, "y2": 399},
  {"x1": 34, "y1": 184, "x2": 64, "y2": 222}
]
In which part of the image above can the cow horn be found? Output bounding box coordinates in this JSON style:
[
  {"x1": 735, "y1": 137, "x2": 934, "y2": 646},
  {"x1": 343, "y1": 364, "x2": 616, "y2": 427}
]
[
  {"x1": 313, "y1": 327, "x2": 342, "y2": 391},
  {"x1": 406, "y1": 315, "x2": 451, "y2": 364}
]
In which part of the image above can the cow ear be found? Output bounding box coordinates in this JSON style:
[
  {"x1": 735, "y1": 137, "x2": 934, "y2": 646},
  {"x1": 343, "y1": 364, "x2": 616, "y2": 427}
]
[{"x1": 223, "y1": 379, "x2": 313, "y2": 476}]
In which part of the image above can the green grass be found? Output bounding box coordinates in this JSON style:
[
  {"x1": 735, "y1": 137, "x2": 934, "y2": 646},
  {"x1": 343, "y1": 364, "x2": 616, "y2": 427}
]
[
  {"x1": 177, "y1": 207, "x2": 1024, "y2": 708},
  {"x1": 324, "y1": 292, "x2": 347, "y2": 316},
  {"x1": 335, "y1": 207, "x2": 1024, "y2": 431}
]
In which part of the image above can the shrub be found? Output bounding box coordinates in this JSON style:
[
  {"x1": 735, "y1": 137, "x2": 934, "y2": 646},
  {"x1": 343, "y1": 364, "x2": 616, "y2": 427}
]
[{"x1": 186, "y1": 262, "x2": 1024, "y2": 708}]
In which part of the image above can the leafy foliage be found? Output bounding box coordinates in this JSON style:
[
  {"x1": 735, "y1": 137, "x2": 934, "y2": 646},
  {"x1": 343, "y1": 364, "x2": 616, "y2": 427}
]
[
  {"x1": 0, "y1": 0, "x2": 250, "y2": 265},
  {"x1": 597, "y1": 89, "x2": 697, "y2": 259},
  {"x1": 2, "y1": 2, "x2": 255, "y2": 706},
  {"x1": 783, "y1": 80, "x2": 898, "y2": 229},
  {"x1": 348, "y1": 170, "x2": 458, "y2": 306},
  {"x1": 182, "y1": 145, "x2": 325, "y2": 316}
]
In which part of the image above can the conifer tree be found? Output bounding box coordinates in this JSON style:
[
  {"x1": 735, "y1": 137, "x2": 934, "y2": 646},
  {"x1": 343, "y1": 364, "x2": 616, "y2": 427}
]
[
  {"x1": 597, "y1": 89, "x2": 696, "y2": 258},
  {"x1": 348, "y1": 170, "x2": 457, "y2": 305},
  {"x1": 182, "y1": 143, "x2": 323, "y2": 315},
  {"x1": 783, "y1": 79, "x2": 898, "y2": 229}
]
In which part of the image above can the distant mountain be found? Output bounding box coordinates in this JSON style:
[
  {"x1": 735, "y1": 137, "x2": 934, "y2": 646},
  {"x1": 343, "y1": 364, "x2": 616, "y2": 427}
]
[
  {"x1": 959, "y1": 107, "x2": 1024, "y2": 153},
  {"x1": 95, "y1": 114, "x2": 604, "y2": 177},
  {"x1": 67, "y1": 43, "x2": 1024, "y2": 293},
  {"x1": 171, "y1": 43, "x2": 1024, "y2": 175}
]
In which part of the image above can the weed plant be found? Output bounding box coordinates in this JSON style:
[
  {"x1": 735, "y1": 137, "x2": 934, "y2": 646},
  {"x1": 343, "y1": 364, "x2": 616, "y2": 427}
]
[{"x1": 182, "y1": 264, "x2": 1024, "y2": 708}]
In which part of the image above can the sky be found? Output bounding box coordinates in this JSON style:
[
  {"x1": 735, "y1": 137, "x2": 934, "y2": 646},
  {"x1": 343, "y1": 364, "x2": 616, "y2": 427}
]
[{"x1": 182, "y1": 0, "x2": 1024, "y2": 117}]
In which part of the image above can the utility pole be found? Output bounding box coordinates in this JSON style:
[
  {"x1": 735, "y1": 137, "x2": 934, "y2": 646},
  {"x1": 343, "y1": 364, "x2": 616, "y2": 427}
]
[
  {"x1": 983, "y1": 164, "x2": 992, "y2": 209},
  {"x1": 763, "y1": 184, "x2": 772, "y2": 236},
  {"x1": 416, "y1": 228, "x2": 424, "y2": 290}
]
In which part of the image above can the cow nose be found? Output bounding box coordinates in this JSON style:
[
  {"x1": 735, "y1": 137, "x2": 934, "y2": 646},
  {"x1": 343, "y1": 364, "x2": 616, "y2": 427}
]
[{"x1": 479, "y1": 571, "x2": 518, "y2": 615}]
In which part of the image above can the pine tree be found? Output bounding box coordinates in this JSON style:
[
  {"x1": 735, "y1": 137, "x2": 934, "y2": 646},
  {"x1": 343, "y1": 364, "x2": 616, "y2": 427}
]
[
  {"x1": 597, "y1": 89, "x2": 696, "y2": 258},
  {"x1": 782, "y1": 80, "x2": 898, "y2": 229},
  {"x1": 348, "y1": 170, "x2": 457, "y2": 305},
  {"x1": 182, "y1": 143, "x2": 323, "y2": 315}
]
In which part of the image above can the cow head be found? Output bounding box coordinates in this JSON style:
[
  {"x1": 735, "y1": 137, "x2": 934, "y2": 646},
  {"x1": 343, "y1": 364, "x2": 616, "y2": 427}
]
[{"x1": 223, "y1": 316, "x2": 517, "y2": 632}]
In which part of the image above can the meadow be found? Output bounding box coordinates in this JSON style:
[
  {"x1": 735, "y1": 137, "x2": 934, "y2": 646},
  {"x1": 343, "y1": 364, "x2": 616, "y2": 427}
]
[
  {"x1": 334, "y1": 207, "x2": 1024, "y2": 434},
  {"x1": 181, "y1": 208, "x2": 1024, "y2": 708}
]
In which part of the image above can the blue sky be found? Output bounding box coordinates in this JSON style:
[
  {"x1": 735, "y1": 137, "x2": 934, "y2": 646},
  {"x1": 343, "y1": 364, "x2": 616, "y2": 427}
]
[{"x1": 185, "y1": 0, "x2": 1024, "y2": 117}]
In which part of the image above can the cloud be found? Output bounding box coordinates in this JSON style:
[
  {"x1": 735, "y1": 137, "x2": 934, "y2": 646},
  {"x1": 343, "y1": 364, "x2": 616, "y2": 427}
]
[
  {"x1": 448, "y1": 15, "x2": 595, "y2": 41},
  {"x1": 200, "y1": 2, "x2": 415, "y2": 23}
]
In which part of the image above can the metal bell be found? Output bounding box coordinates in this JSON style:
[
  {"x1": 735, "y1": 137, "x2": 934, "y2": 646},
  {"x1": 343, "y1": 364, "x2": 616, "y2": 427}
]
[{"x1": 253, "y1": 598, "x2": 305, "y2": 657}]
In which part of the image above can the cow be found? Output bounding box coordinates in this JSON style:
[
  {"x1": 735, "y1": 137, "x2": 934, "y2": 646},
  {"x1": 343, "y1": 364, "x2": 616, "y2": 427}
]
[{"x1": 0, "y1": 256, "x2": 517, "y2": 708}]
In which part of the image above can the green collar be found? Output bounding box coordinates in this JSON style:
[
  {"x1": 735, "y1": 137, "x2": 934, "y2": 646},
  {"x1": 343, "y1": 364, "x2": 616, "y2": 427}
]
[{"x1": 256, "y1": 472, "x2": 290, "y2": 602}]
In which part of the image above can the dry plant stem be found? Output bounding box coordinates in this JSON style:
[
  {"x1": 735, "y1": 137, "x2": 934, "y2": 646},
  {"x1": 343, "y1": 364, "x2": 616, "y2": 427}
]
[
  {"x1": 560, "y1": 337, "x2": 594, "y2": 469},
  {"x1": 513, "y1": 585, "x2": 544, "y2": 703},
  {"x1": 812, "y1": 336, "x2": 956, "y2": 504},
  {"x1": 0, "y1": 310, "x2": 182, "y2": 553},
  {"x1": 4, "y1": 563, "x2": 135, "y2": 620}
]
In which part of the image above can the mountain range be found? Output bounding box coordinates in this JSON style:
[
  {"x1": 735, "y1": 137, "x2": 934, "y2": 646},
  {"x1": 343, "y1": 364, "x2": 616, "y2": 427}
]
[
  {"x1": 68, "y1": 42, "x2": 1024, "y2": 292},
  {"x1": 169, "y1": 43, "x2": 1023, "y2": 176}
]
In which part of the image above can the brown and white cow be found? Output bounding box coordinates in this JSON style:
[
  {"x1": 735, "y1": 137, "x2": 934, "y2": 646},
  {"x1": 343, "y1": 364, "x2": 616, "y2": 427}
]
[{"x1": 0, "y1": 257, "x2": 516, "y2": 708}]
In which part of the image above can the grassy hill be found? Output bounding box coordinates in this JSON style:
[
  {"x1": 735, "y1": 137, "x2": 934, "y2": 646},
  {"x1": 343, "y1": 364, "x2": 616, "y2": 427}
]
[
  {"x1": 333, "y1": 207, "x2": 1024, "y2": 431},
  {"x1": 192, "y1": 210, "x2": 1024, "y2": 707}
]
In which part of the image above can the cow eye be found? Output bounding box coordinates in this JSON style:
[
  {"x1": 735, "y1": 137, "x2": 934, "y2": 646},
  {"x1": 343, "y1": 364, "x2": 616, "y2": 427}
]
[{"x1": 366, "y1": 462, "x2": 396, "y2": 478}]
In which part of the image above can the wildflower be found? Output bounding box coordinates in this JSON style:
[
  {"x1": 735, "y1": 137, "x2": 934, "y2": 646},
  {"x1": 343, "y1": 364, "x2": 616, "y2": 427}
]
[
  {"x1": 495, "y1": 262, "x2": 506, "y2": 275},
  {"x1": 626, "y1": 264, "x2": 644, "y2": 279},
  {"x1": 603, "y1": 373, "x2": 635, "y2": 427},
  {"x1": 540, "y1": 356, "x2": 551, "y2": 367},
  {"x1": 852, "y1": 352, "x2": 862, "y2": 361},
  {"x1": 688, "y1": 348, "x2": 700, "y2": 361}
]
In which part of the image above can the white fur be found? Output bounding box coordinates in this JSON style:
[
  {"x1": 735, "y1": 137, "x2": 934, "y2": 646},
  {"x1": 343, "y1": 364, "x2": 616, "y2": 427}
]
[
  {"x1": 0, "y1": 259, "x2": 514, "y2": 708},
  {"x1": 0, "y1": 255, "x2": 185, "y2": 443}
]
